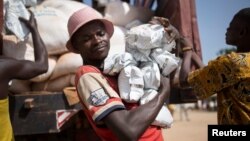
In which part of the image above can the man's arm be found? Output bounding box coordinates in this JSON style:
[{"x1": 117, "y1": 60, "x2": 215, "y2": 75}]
[
  {"x1": 176, "y1": 38, "x2": 204, "y2": 87},
  {"x1": 177, "y1": 37, "x2": 195, "y2": 87},
  {"x1": 0, "y1": 11, "x2": 48, "y2": 99},
  {"x1": 103, "y1": 76, "x2": 170, "y2": 141},
  {"x1": 11, "y1": 10, "x2": 48, "y2": 80}
]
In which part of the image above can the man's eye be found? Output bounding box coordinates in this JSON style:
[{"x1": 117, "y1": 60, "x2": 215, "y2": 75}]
[
  {"x1": 80, "y1": 36, "x2": 90, "y2": 42},
  {"x1": 97, "y1": 30, "x2": 105, "y2": 36}
]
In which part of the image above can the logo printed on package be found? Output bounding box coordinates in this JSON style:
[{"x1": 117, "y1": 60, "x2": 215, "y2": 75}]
[{"x1": 89, "y1": 88, "x2": 109, "y2": 106}]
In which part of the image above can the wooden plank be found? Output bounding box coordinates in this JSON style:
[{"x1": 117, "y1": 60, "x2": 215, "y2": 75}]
[
  {"x1": 9, "y1": 92, "x2": 81, "y2": 112},
  {"x1": 9, "y1": 92, "x2": 82, "y2": 135}
]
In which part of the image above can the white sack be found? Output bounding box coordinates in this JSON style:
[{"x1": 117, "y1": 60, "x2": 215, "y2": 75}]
[
  {"x1": 103, "y1": 52, "x2": 136, "y2": 76},
  {"x1": 126, "y1": 24, "x2": 165, "y2": 50},
  {"x1": 140, "y1": 62, "x2": 160, "y2": 90},
  {"x1": 140, "y1": 89, "x2": 158, "y2": 105},
  {"x1": 150, "y1": 48, "x2": 179, "y2": 76},
  {"x1": 140, "y1": 90, "x2": 174, "y2": 128},
  {"x1": 20, "y1": 0, "x2": 38, "y2": 7},
  {"x1": 104, "y1": 1, "x2": 153, "y2": 26},
  {"x1": 118, "y1": 65, "x2": 144, "y2": 103},
  {"x1": 4, "y1": 0, "x2": 30, "y2": 40},
  {"x1": 152, "y1": 106, "x2": 174, "y2": 128},
  {"x1": 126, "y1": 43, "x2": 151, "y2": 62},
  {"x1": 125, "y1": 24, "x2": 177, "y2": 63}
]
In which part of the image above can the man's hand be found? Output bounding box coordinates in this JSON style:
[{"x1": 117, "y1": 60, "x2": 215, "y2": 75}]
[
  {"x1": 149, "y1": 16, "x2": 181, "y2": 44},
  {"x1": 150, "y1": 16, "x2": 180, "y2": 39},
  {"x1": 19, "y1": 10, "x2": 37, "y2": 32},
  {"x1": 149, "y1": 16, "x2": 170, "y2": 27}
]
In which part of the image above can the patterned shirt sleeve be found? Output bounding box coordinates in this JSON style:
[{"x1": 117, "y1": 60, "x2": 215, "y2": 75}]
[
  {"x1": 76, "y1": 67, "x2": 125, "y2": 123},
  {"x1": 188, "y1": 52, "x2": 250, "y2": 99}
]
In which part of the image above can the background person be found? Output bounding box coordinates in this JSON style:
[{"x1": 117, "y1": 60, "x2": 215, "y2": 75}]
[
  {"x1": 0, "y1": 11, "x2": 48, "y2": 141},
  {"x1": 180, "y1": 7, "x2": 250, "y2": 125}
]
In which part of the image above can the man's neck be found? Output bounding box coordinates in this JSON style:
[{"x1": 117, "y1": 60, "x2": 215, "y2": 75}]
[
  {"x1": 237, "y1": 45, "x2": 250, "y2": 53},
  {"x1": 84, "y1": 59, "x2": 104, "y2": 70}
]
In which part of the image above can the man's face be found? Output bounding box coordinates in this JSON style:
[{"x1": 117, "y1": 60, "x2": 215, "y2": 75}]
[
  {"x1": 225, "y1": 17, "x2": 242, "y2": 46},
  {"x1": 71, "y1": 20, "x2": 110, "y2": 62}
]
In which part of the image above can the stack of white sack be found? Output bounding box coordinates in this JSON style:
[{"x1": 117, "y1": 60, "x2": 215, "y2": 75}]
[
  {"x1": 31, "y1": 52, "x2": 82, "y2": 92},
  {"x1": 103, "y1": 24, "x2": 180, "y2": 128},
  {"x1": 3, "y1": 0, "x2": 128, "y2": 93},
  {"x1": 125, "y1": 24, "x2": 179, "y2": 76},
  {"x1": 27, "y1": 0, "x2": 86, "y2": 56},
  {"x1": 2, "y1": 34, "x2": 79, "y2": 93}
]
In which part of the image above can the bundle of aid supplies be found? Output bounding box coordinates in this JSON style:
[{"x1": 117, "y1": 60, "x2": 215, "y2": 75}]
[{"x1": 103, "y1": 23, "x2": 180, "y2": 128}]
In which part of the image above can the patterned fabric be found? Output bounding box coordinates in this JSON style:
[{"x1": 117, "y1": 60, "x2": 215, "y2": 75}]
[
  {"x1": 188, "y1": 52, "x2": 250, "y2": 124},
  {"x1": 0, "y1": 98, "x2": 15, "y2": 141},
  {"x1": 75, "y1": 65, "x2": 164, "y2": 141}
]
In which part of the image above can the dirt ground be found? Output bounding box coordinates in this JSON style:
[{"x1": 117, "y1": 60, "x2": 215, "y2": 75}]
[{"x1": 162, "y1": 108, "x2": 217, "y2": 141}]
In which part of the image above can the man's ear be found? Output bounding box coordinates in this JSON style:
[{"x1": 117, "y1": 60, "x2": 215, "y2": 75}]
[{"x1": 240, "y1": 26, "x2": 248, "y2": 37}]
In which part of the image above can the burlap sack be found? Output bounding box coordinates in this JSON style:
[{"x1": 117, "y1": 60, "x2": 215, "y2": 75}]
[
  {"x1": 28, "y1": 6, "x2": 69, "y2": 55},
  {"x1": 31, "y1": 74, "x2": 75, "y2": 92},
  {"x1": 40, "y1": 0, "x2": 88, "y2": 18},
  {"x1": 50, "y1": 52, "x2": 82, "y2": 80},
  {"x1": 30, "y1": 56, "x2": 57, "y2": 82},
  {"x1": 70, "y1": 74, "x2": 75, "y2": 86}
]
